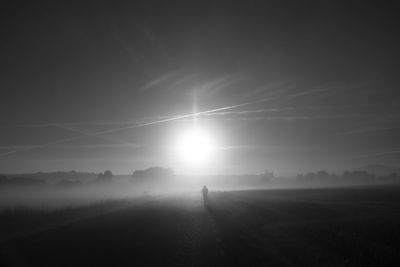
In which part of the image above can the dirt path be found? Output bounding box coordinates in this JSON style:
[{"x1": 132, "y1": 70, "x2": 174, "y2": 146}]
[{"x1": 1, "y1": 194, "x2": 226, "y2": 267}]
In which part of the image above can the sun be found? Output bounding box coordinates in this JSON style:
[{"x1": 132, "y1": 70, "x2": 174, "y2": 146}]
[{"x1": 175, "y1": 127, "x2": 216, "y2": 165}]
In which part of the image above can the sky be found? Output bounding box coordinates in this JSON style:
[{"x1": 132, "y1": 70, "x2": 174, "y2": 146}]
[{"x1": 1, "y1": 0, "x2": 400, "y2": 175}]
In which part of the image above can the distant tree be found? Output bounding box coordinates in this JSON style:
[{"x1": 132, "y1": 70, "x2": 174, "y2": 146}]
[
  {"x1": 317, "y1": 170, "x2": 329, "y2": 177},
  {"x1": 131, "y1": 167, "x2": 174, "y2": 184},
  {"x1": 296, "y1": 174, "x2": 304, "y2": 182},
  {"x1": 342, "y1": 170, "x2": 375, "y2": 182},
  {"x1": 97, "y1": 170, "x2": 113, "y2": 183},
  {"x1": 380, "y1": 172, "x2": 399, "y2": 183},
  {"x1": 104, "y1": 170, "x2": 112, "y2": 179},
  {"x1": 263, "y1": 170, "x2": 274, "y2": 182},
  {"x1": 296, "y1": 171, "x2": 331, "y2": 183}
]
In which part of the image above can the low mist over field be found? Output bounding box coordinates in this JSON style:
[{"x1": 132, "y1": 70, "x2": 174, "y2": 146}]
[{"x1": 1, "y1": 165, "x2": 400, "y2": 210}]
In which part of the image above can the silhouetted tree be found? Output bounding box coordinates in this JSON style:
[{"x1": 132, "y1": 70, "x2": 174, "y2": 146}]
[
  {"x1": 343, "y1": 170, "x2": 375, "y2": 182},
  {"x1": 263, "y1": 170, "x2": 274, "y2": 182},
  {"x1": 97, "y1": 170, "x2": 113, "y2": 183},
  {"x1": 380, "y1": 173, "x2": 399, "y2": 183},
  {"x1": 131, "y1": 167, "x2": 174, "y2": 184}
]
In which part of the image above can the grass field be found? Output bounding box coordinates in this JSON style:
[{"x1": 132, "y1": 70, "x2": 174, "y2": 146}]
[{"x1": 1, "y1": 185, "x2": 400, "y2": 266}]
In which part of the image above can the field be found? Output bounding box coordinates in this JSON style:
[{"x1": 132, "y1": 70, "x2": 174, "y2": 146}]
[{"x1": 1, "y1": 185, "x2": 400, "y2": 266}]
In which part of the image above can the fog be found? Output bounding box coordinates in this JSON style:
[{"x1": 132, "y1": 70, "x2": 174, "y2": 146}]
[
  {"x1": 0, "y1": 177, "x2": 241, "y2": 210},
  {"x1": 0, "y1": 184, "x2": 133, "y2": 210},
  {"x1": 1, "y1": 169, "x2": 399, "y2": 210}
]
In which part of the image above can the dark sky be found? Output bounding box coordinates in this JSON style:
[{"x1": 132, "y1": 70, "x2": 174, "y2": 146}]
[{"x1": 1, "y1": 0, "x2": 400, "y2": 175}]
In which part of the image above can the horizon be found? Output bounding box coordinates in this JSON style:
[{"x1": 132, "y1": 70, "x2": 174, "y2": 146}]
[{"x1": 1, "y1": 163, "x2": 398, "y2": 178}]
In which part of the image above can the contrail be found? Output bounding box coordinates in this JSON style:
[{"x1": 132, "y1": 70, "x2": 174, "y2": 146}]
[
  {"x1": 0, "y1": 88, "x2": 334, "y2": 130},
  {"x1": 84, "y1": 95, "x2": 281, "y2": 136},
  {"x1": 0, "y1": 123, "x2": 143, "y2": 158},
  {"x1": 0, "y1": 102, "x2": 262, "y2": 158},
  {"x1": 0, "y1": 88, "x2": 328, "y2": 158},
  {"x1": 171, "y1": 113, "x2": 364, "y2": 122},
  {"x1": 53, "y1": 124, "x2": 140, "y2": 149},
  {"x1": 0, "y1": 119, "x2": 153, "y2": 129},
  {"x1": 1, "y1": 102, "x2": 378, "y2": 129},
  {"x1": 338, "y1": 126, "x2": 400, "y2": 135},
  {"x1": 353, "y1": 150, "x2": 400, "y2": 159},
  {"x1": 0, "y1": 143, "x2": 144, "y2": 150},
  {"x1": 217, "y1": 114, "x2": 363, "y2": 121},
  {"x1": 0, "y1": 136, "x2": 85, "y2": 158},
  {"x1": 50, "y1": 88, "x2": 329, "y2": 136},
  {"x1": 138, "y1": 71, "x2": 181, "y2": 92}
]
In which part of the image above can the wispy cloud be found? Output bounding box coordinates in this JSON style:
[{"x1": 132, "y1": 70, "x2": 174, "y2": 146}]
[
  {"x1": 239, "y1": 82, "x2": 288, "y2": 101},
  {"x1": 198, "y1": 74, "x2": 241, "y2": 96},
  {"x1": 138, "y1": 71, "x2": 182, "y2": 92}
]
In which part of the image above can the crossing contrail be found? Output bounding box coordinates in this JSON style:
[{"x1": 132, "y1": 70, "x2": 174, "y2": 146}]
[
  {"x1": 0, "y1": 101, "x2": 378, "y2": 130},
  {"x1": 0, "y1": 88, "x2": 328, "y2": 158}
]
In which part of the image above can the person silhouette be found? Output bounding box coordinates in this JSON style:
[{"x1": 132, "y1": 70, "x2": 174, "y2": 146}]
[{"x1": 202, "y1": 185, "x2": 209, "y2": 205}]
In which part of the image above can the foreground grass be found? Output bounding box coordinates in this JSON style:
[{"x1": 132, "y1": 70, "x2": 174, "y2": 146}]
[
  {"x1": 207, "y1": 186, "x2": 400, "y2": 266},
  {"x1": 2, "y1": 186, "x2": 400, "y2": 266},
  {"x1": 0, "y1": 197, "x2": 148, "y2": 242}
]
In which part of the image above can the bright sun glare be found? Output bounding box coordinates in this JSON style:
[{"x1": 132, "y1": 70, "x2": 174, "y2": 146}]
[{"x1": 175, "y1": 127, "x2": 216, "y2": 165}]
